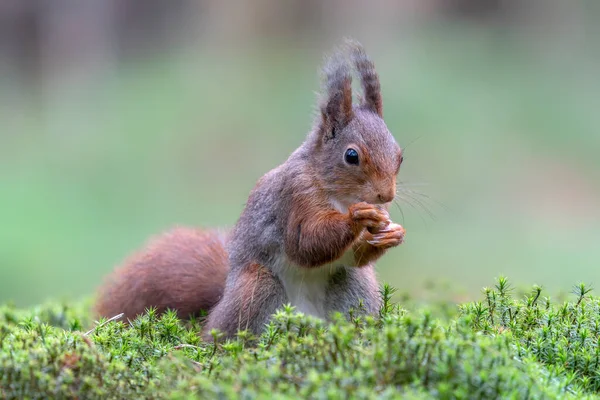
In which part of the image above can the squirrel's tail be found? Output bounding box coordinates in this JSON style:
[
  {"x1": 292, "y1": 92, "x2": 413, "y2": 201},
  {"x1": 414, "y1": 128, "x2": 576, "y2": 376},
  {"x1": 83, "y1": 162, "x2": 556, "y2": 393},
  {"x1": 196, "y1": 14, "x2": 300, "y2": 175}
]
[{"x1": 94, "y1": 227, "x2": 229, "y2": 322}]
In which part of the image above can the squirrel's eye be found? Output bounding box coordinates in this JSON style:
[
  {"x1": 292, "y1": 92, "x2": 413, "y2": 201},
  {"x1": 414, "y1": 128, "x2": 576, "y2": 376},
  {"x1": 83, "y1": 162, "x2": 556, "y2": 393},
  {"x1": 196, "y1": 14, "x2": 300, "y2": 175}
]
[{"x1": 344, "y1": 148, "x2": 359, "y2": 165}]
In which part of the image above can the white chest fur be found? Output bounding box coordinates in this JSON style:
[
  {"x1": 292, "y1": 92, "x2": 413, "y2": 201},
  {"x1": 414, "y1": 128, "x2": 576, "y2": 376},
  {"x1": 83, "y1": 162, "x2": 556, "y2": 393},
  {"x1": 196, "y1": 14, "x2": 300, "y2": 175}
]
[{"x1": 277, "y1": 249, "x2": 355, "y2": 319}]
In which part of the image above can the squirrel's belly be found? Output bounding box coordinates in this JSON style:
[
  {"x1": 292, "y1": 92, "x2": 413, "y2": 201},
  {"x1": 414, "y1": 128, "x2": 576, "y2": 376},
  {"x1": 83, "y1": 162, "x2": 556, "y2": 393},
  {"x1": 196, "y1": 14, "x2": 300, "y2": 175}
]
[
  {"x1": 286, "y1": 277, "x2": 329, "y2": 318},
  {"x1": 277, "y1": 250, "x2": 355, "y2": 319}
]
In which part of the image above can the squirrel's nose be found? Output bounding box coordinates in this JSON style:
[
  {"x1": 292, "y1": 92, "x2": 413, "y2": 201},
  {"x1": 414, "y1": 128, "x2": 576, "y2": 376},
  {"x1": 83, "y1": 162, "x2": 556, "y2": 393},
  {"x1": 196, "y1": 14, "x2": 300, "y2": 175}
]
[{"x1": 377, "y1": 192, "x2": 394, "y2": 204}]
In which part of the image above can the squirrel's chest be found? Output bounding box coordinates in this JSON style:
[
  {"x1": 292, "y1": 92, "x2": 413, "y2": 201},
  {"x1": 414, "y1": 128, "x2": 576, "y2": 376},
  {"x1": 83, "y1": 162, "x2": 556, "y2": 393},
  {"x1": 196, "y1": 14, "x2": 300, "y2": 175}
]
[{"x1": 276, "y1": 251, "x2": 354, "y2": 319}]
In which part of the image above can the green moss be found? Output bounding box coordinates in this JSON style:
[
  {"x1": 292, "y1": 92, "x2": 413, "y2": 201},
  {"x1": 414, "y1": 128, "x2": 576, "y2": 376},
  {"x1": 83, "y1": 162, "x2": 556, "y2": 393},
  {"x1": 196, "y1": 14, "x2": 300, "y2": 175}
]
[
  {"x1": 461, "y1": 277, "x2": 600, "y2": 395},
  {"x1": 0, "y1": 282, "x2": 598, "y2": 399}
]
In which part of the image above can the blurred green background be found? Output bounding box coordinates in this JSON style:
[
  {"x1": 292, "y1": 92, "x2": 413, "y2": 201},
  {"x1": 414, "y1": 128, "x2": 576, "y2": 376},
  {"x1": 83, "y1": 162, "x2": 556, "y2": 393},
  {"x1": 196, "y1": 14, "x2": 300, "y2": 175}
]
[{"x1": 1, "y1": 1, "x2": 599, "y2": 306}]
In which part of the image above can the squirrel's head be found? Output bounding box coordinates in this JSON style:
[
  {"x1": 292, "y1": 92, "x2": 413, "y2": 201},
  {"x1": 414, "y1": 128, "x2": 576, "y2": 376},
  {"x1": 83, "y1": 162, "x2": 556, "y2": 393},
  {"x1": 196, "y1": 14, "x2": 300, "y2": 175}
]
[{"x1": 309, "y1": 40, "x2": 402, "y2": 209}]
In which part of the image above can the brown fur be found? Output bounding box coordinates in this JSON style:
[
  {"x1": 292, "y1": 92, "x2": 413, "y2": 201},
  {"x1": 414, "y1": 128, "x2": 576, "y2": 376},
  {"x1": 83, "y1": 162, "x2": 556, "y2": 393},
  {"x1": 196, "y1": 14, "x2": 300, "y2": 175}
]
[
  {"x1": 95, "y1": 227, "x2": 229, "y2": 321},
  {"x1": 284, "y1": 192, "x2": 361, "y2": 267},
  {"x1": 201, "y1": 262, "x2": 283, "y2": 340}
]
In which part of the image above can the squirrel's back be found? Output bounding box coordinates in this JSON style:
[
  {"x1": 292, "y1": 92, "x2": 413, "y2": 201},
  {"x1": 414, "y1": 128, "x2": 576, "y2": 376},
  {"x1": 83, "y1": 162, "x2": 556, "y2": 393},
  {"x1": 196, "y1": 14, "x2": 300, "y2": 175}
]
[{"x1": 95, "y1": 227, "x2": 229, "y2": 321}]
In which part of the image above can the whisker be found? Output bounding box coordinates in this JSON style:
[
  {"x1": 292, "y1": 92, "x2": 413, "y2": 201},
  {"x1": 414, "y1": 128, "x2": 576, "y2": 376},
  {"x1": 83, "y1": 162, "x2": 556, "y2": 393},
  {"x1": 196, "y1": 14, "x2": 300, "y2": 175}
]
[
  {"x1": 395, "y1": 192, "x2": 436, "y2": 221},
  {"x1": 395, "y1": 197, "x2": 429, "y2": 227},
  {"x1": 401, "y1": 135, "x2": 423, "y2": 151},
  {"x1": 397, "y1": 186, "x2": 451, "y2": 213},
  {"x1": 396, "y1": 188, "x2": 436, "y2": 208},
  {"x1": 392, "y1": 199, "x2": 405, "y2": 225}
]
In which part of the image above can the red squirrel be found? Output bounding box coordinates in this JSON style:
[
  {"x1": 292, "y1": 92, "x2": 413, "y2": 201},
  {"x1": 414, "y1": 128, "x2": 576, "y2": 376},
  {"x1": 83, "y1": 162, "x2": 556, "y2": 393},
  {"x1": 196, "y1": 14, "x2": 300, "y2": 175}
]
[{"x1": 95, "y1": 40, "x2": 406, "y2": 340}]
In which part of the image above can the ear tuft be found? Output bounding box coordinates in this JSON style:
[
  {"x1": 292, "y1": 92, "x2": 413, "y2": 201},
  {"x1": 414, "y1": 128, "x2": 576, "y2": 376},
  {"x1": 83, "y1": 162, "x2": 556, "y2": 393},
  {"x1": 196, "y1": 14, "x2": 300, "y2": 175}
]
[
  {"x1": 318, "y1": 48, "x2": 353, "y2": 142},
  {"x1": 346, "y1": 39, "x2": 383, "y2": 117}
]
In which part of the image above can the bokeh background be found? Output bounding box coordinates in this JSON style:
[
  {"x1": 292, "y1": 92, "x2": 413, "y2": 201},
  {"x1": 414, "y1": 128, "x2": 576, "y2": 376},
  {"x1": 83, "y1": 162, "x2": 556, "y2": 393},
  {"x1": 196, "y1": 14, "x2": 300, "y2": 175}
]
[{"x1": 1, "y1": 0, "x2": 599, "y2": 306}]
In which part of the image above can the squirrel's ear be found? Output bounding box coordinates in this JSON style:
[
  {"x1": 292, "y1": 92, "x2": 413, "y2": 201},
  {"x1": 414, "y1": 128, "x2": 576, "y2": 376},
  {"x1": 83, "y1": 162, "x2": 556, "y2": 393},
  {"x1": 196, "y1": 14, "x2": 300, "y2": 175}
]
[
  {"x1": 348, "y1": 40, "x2": 383, "y2": 117},
  {"x1": 318, "y1": 50, "x2": 353, "y2": 142}
]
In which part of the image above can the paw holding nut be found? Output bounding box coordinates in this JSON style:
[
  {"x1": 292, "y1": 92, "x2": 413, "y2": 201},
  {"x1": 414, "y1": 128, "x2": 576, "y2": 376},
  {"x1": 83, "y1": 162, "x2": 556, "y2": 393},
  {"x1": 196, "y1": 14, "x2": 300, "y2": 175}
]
[
  {"x1": 365, "y1": 222, "x2": 405, "y2": 248},
  {"x1": 348, "y1": 202, "x2": 406, "y2": 249},
  {"x1": 348, "y1": 202, "x2": 390, "y2": 231}
]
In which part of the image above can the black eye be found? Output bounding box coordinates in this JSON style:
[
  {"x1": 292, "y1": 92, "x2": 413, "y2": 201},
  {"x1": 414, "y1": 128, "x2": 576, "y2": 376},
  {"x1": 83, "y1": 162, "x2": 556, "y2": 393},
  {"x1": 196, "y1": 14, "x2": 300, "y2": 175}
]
[{"x1": 344, "y1": 148, "x2": 359, "y2": 165}]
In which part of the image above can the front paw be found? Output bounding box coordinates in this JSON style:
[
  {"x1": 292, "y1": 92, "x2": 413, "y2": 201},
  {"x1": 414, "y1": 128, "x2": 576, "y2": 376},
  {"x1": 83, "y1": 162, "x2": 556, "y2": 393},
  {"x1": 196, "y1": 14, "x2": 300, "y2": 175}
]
[
  {"x1": 365, "y1": 223, "x2": 405, "y2": 249},
  {"x1": 348, "y1": 202, "x2": 391, "y2": 231}
]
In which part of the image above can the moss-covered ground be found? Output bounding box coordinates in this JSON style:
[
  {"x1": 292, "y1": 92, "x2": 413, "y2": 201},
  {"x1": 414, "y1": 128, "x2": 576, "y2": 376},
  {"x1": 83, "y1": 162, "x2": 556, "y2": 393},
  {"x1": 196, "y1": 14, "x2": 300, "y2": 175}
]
[{"x1": 1, "y1": 279, "x2": 600, "y2": 399}]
